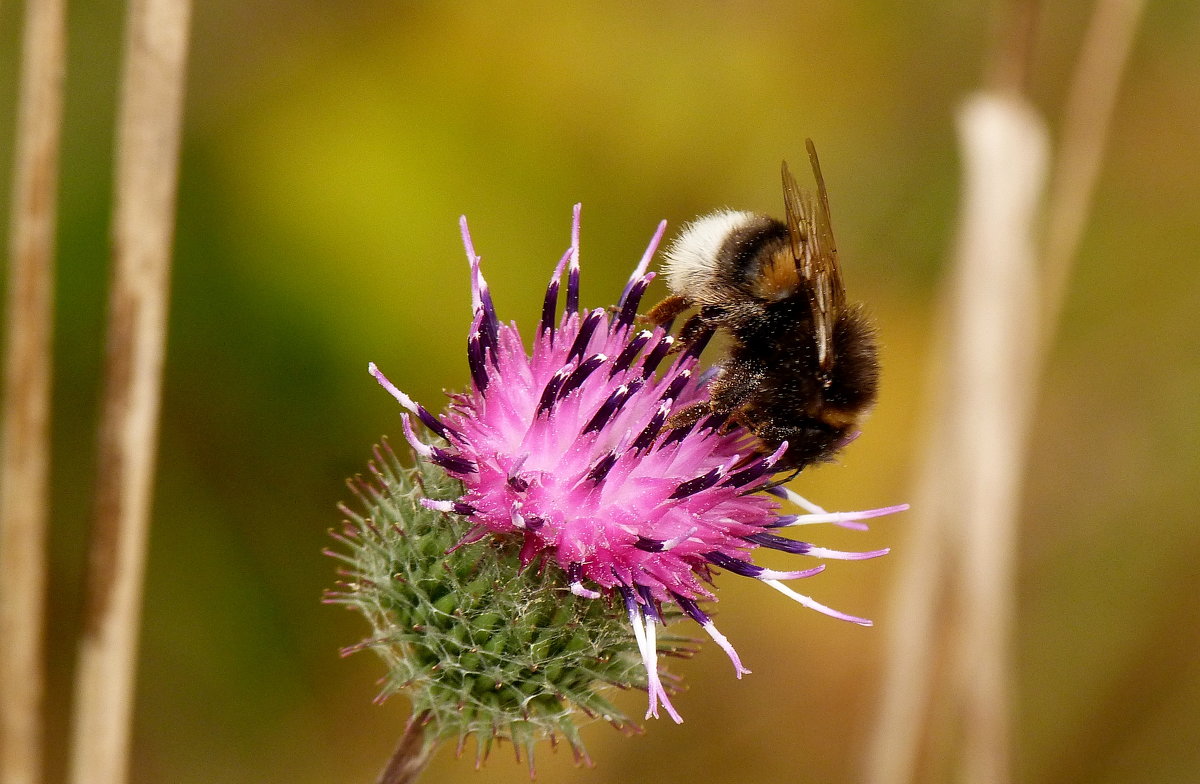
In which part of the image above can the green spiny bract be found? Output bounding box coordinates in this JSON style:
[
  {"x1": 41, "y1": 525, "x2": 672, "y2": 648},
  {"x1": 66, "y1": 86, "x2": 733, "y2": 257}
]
[{"x1": 327, "y1": 441, "x2": 691, "y2": 768}]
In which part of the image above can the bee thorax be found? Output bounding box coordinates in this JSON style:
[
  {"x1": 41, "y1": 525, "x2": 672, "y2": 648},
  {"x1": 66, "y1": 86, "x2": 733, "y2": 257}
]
[{"x1": 662, "y1": 210, "x2": 759, "y2": 297}]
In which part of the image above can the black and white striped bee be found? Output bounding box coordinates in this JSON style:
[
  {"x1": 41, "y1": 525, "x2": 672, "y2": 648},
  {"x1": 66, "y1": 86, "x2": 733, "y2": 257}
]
[{"x1": 648, "y1": 140, "x2": 879, "y2": 472}]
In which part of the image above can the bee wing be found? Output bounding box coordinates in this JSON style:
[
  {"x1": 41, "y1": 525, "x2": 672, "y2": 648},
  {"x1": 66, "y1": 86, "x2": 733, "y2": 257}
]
[
  {"x1": 782, "y1": 140, "x2": 845, "y2": 373},
  {"x1": 806, "y1": 139, "x2": 844, "y2": 307}
]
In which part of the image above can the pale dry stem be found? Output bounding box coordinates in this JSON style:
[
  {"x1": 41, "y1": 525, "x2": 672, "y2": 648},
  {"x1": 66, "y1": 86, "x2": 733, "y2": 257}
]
[
  {"x1": 66, "y1": 1, "x2": 192, "y2": 783},
  {"x1": 1040, "y1": 0, "x2": 1148, "y2": 335},
  {"x1": 864, "y1": 2, "x2": 1146, "y2": 782},
  {"x1": 1, "y1": 1, "x2": 66, "y2": 783}
]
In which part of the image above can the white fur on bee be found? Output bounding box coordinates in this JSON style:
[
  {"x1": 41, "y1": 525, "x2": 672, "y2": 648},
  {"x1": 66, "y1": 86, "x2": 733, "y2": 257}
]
[{"x1": 662, "y1": 209, "x2": 757, "y2": 297}]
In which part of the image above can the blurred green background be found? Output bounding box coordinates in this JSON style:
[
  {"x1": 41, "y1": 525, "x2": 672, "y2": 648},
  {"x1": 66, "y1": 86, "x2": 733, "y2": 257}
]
[{"x1": 1, "y1": 1, "x2": 1198, "y2": 783}]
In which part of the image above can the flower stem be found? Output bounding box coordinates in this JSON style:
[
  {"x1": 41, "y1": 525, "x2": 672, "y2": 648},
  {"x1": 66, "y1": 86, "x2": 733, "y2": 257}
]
[{"x1": 375, "y1": 713, "x2": 437, "y2": 784}]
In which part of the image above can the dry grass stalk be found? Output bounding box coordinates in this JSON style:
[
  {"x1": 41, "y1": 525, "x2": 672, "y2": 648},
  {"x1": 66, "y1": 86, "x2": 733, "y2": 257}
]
[
  {"x1": 1, "y1": 1, "x2": 67, "y2": 782},
  {"x1": 864, "y1": 95, "x2": 1049, "y2": 784},
  {"x1": 1040, "y1": 0, "x2": 1147, "y2": 332},
  {"x1": 864, "y1": 1, "x2": 1146, "y2": 782},
  {"x1": 66, "y1": 1, "x2": 192, "y2": 783},
  {"x1": 948, "y1": 94, "x2": 1048, "y2": 784}
]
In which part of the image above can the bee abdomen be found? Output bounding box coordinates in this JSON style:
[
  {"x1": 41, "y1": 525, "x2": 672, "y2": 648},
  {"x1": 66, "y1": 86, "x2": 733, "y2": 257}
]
[{"x1": 823, "y1": 305, "x2": 879, "y2": 413}]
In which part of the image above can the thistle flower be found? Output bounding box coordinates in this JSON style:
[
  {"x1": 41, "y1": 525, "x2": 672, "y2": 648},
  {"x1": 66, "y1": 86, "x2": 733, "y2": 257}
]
[{"x1": 360, "y1": 205, "x2": 905, "y2": 734}]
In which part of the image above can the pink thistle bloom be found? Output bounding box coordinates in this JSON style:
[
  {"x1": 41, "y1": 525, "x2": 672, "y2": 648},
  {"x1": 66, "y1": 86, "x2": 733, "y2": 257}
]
[{"x1": 371, "y1": 206, "x2": 906, "y2": 722}]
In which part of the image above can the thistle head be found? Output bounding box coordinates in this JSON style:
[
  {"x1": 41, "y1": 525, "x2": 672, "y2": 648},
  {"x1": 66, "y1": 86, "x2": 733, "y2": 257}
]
[
  {"x1": 327, "y1": 446, "x2": 692, "y2": 771},
  {"x1": 332, "y1": 205, "x2": 906, "y2": 768}
]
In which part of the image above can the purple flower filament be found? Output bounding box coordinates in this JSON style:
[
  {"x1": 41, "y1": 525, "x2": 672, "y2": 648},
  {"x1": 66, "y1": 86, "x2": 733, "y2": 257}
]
[{"x1": 370, "y1": 206, "x2": 907, "y2": 722}]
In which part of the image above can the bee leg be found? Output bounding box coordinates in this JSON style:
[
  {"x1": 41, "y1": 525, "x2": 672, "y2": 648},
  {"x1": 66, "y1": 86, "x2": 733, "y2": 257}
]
[
  {"x1": 728, "y1": 408, "x2": 805, "y2": 479},
  {"x1": 706, "y1": 359, "x2": 763, "y2": 413},
  {"x1": 665, "y1": 354, "x2": 742, "y2": 429},
  {"x1": 759, "y1": 467, "x2": 803, "y2": 490},
  {"x1": 643, "y1": 294, "x2": 691, "y2": 328},
  {"x1": 670, "y1": 313, "x2": 717, "y2": 355},
  {"x1": 665, "y1": 400, "x2": 711, "y2": 429}
]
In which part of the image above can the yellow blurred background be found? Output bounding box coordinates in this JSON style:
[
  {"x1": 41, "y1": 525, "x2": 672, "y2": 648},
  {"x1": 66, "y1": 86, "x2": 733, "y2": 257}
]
[{"x1": 1, "y1": 2, "x2": 1197, "y2": 783}]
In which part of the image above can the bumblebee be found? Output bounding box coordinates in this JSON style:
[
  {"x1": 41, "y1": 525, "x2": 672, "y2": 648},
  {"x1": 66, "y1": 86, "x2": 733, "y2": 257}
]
[{"x1": 647, "y1": 140, "x2": 879, "y2": 471}]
